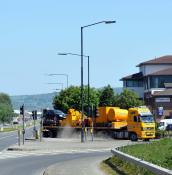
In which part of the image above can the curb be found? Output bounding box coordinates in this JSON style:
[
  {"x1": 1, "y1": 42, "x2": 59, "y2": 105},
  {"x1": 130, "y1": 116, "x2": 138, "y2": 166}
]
[{"x1": 7, "y1": 147, "x2": 36, "y2": 151}]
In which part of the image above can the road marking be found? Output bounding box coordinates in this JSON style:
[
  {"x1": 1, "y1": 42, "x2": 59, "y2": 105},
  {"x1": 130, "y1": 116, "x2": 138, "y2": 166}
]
[
  {"x1": 0, "y1": 148, "x2": 110, "y2": 160},
  {"x1": 0, "y1": 134, "x2": 17, "y2": 140}
]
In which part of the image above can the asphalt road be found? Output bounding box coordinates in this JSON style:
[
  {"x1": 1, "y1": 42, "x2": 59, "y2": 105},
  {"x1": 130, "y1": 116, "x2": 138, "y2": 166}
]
[
  {"x1": 0, "y1": 151, "x2": 111, "y2": 175},
  {"x1": 0, "y1": 132, "x2": 18, "y2": 151},
  {"x1": 0, "y1": 127, "x2": 119, "y2": 175},
  {"x1": 0, "y1": 126, "x2": 36, "y2": 151}
]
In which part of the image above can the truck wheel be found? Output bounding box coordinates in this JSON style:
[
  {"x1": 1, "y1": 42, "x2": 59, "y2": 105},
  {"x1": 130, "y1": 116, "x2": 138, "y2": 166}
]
[
  {"x1": 52, "y1": 131, "x2": 57, "y2": 138},
  {"x1": 130, "y1": 133, "x2": 138, "y2": 141},
  {"x1": 43, "y1": 131, "x2": 48, "y2": 137}
]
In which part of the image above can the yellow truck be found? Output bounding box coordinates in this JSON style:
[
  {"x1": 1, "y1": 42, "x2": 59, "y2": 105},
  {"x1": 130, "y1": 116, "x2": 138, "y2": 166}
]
[
  {"x1": 94, "y1": 106, "x2": 155, "y2": 141},
  {"x1": 43, "y1": 107, "x2": 155, "y2": 141}
]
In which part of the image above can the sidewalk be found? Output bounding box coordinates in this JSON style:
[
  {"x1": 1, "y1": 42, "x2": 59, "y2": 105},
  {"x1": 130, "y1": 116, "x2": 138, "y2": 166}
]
[{"x1": 7, "y1": 136, "x2": 132, "y2": 175}]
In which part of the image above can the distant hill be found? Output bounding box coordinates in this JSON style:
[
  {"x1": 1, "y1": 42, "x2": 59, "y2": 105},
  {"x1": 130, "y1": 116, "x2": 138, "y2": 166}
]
[
  {"x1": 114, "y1": 87, "x2": 123, "y2": 94},
  {"x1": 10, "y1": 92, "x2": 58, "y2": 111},
  {"x1": 10, "y1": 87, "x2": 123, "y2": 111}
]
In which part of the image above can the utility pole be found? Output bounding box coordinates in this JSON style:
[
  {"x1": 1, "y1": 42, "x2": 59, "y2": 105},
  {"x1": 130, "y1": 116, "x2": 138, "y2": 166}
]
[{"x1": 20, "y1": 104, "x2": 25, "y2": 145}]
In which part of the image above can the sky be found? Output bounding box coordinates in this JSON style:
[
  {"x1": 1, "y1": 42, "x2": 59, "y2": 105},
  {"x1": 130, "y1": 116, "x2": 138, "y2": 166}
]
[{"x1": 1, "y1": 0, "x2": 172, "y2": 95}]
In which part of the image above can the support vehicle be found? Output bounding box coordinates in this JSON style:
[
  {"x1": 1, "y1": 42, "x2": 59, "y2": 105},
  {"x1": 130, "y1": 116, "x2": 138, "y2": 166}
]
[{"x1": 158, "y1": 119, "x2": 172, "y2": 131}]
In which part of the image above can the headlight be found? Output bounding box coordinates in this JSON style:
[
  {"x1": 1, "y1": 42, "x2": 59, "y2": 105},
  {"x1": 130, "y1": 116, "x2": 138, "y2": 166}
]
[{"x1": 141, "y1": 127, "x2": 154, "y2": 131}]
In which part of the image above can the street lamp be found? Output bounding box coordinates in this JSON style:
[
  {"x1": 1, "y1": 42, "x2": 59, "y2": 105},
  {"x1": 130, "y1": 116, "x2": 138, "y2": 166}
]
[
  {"x1": 48, "y1": 74, "x2": 68, "y2": 89},
  {"x1": 47, "y1": 82, "x2": 64, "y2": 90},
  {"x1": 80, "y1": 20, "x2": 116, "y2": 142},
  {"x1": 58, "y1": 52, "x2": 90, "y2": 118}
]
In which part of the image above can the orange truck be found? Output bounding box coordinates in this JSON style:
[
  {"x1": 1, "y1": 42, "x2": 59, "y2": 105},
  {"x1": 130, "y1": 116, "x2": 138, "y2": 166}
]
[
  {"x1": 94, "y1": 106, "x2": 155, "y2": 141},
  {"x1": 43, "y1": 106, "x2": 155, "y2": 141}
]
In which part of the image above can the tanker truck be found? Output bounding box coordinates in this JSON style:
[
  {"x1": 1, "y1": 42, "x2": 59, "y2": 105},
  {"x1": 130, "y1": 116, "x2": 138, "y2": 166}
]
[{"x1": 94, "y1": 106, "x2": 155, "y2": 141}]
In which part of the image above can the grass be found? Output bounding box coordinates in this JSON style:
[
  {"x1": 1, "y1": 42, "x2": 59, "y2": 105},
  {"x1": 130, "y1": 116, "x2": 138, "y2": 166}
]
[
  {"x1": 1, "y1": 128, "x2": 17, "y2": 132},
  {"x1": 101, "y1": 156, "x2": 155, "y2": 175},
  {"x1": 0, "y1": 120, "x2": 39, "y2": 132},
  {"x1": 120, "y1": 138, "x2": 172, "y2": 170},
  {"x1": 101, "y1": 138, "x2": 172, "y2": 175}
]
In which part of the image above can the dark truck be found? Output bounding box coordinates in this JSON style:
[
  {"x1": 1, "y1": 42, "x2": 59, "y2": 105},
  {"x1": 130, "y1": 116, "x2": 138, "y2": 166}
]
[{"x1": 42, "y1": 109, "x2": 66, "y2": 137}]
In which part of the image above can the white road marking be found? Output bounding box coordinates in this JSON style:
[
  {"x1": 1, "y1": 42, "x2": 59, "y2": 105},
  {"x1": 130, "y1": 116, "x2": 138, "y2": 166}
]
[
  {"x1": 0, "y1": 148, "x2": 110, "y2": 160},
  {"x1": 0, "y1": 134, "x2": 17, "y2": 140}
]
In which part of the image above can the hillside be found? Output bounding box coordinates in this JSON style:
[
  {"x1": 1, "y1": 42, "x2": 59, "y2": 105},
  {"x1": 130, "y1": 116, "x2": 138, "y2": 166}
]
[
  {"x1": 10, "y1": 87, "x2": 123, "y2": 111},
  {"x1": 10, "y1": 92, "x2": 57, "y2": 111}
]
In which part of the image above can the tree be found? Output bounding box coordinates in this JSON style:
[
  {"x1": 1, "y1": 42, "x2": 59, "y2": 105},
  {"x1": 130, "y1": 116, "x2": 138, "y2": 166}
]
[
  {"x1": 99, "y1": 85, "x2": 115, "y2": 107},
  {"x1": 114, "y1": 89, "x2": 144, "y2": 109},
  {"x1": 53, "y1": 86, "x2": 99, "y2": 115},
  {"x1": 0, "y1": 93, "x2": 14, "y2": 123}
]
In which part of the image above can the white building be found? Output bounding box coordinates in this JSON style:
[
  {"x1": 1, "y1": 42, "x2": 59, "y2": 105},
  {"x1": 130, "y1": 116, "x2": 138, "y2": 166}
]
[{"x1": 121, "y1": 55, "x2": 172, "y2": 119}]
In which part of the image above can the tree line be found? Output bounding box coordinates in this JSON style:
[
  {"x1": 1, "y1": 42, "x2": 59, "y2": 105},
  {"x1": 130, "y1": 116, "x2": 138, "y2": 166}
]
[
  {"x1": 0, "y1": 93, "x2": 14, "y2": 124},
  {"x1": 53, "y1": 85, "x2": 143, "y2": 114}
]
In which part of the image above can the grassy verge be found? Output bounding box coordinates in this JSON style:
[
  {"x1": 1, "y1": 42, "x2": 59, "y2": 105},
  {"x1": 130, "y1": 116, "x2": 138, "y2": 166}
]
[
  {"x1": 101, "y1": 156, "x2": 155, "y2": 175},
  {"x1": 2, "y1": 128, "x2": 18, "y2": 132},
  {"x1": 0, "y1": 121, "x2": 39, "y2": 132},
  {"x1": 101, "y1": 138, "x2": 172, "y2": 175},
  {"x1": 120, "y1": 138, "x2": 172, "y2": 170}
]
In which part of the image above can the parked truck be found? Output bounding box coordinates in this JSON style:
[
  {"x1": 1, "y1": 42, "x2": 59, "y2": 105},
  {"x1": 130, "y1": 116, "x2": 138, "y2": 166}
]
[{"x1": 94, "y1": 106, "x2": 155, "y2": 141}]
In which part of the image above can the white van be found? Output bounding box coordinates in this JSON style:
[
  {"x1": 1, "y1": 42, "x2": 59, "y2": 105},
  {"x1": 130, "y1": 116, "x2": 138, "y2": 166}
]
[{"x1": 158, "y1": 119, "x2": 172, "y2": 130}]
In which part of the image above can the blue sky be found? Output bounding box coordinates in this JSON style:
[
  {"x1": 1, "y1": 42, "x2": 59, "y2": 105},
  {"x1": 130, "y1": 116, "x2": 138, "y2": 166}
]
[{"x1": 1, "y1": 0, "x2": 172, "y2": 95}]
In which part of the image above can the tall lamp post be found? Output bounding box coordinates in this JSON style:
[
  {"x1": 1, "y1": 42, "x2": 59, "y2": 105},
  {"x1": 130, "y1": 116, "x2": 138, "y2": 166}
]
[
  {"x1": 58, "y1": 52, "x2": 90, "y2": 117},
  {"x1": 80, "y1": 20, "x2": 116, "y2": 142},
  {"x1": 47, "y1": 82, "x2": 64, "y2": 90},
  {"x1": 48, "y1": 74, "x2": 68, "y2": 89}
]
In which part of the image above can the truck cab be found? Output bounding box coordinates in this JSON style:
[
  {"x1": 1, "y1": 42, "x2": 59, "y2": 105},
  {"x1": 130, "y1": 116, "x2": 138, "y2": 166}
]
[{"x1": 127, "y1": 107, "x2": 155, "y2": 141}]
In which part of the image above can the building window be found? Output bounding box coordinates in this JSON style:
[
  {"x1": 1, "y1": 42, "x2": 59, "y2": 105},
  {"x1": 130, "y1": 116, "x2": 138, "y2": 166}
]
[
  {"x1": 150, "y1": 76, "x2": 172, "y2": 88},
  {"x1": 126, "y1": 80, "x2": 143, "y2": 87}
]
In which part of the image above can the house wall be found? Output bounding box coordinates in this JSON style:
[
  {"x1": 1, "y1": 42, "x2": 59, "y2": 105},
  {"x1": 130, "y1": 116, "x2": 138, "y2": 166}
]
[{"x1": 139, "y1": 65, "x2": 172, "y2": 76}]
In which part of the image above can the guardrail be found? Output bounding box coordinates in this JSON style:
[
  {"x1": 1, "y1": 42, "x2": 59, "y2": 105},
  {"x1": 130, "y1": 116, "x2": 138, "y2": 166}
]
[{"x1": 111, "y1": 147, "x2": 172, "y2": 175}]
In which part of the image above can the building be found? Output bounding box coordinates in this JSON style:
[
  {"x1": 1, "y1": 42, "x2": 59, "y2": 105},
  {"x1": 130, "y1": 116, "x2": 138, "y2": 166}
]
[{"x1": 121, "y1": 55, "x2": 172, "y2": 120}]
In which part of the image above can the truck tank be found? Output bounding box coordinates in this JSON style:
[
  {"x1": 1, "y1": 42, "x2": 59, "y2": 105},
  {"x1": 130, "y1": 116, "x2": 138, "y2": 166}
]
[
  {"x1": 95, "y1": 107, "x2": 128, "y2": 123},
  {"x1": 107, "y1": 108, "x2": 128, "y2": 122}
]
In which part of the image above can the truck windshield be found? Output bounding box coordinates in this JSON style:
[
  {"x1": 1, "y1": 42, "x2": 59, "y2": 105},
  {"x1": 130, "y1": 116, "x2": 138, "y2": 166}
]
[
  {"x1": 158, "y1": 122, "x2": 164, "y2": 127},
  {"x1": 140, "y1": 115, "x2": 154, "y2": 123}
]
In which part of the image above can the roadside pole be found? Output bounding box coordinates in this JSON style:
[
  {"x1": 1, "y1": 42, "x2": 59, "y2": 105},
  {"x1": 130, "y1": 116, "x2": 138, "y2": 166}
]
[
  {"x1": 40, "y1": 110, "x2": 43, "y2": 142},
  {"x1": 18, "y1": 129, "x2": 21, "y2": 146},
  {"x1": 91, "y1": 104, "x2": 94, "y2": 142},
  {"x1": 20, "y1": 104, "x2": 25, "y2": 145}
]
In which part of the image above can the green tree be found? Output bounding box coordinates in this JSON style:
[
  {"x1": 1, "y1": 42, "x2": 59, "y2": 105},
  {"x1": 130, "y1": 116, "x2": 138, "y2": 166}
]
[
  {"x1": 114, "y1": 89, "x2": 144, "y2": 109},
  {"x1": 53, "y1": 86, "x2": 99, "y2": 115},
  {"x1": 99, "y1": 85, "x2": 115, "y2": 106},
  {"x1": 0, "y1": 93, "x2": 14, "y2": 123}
]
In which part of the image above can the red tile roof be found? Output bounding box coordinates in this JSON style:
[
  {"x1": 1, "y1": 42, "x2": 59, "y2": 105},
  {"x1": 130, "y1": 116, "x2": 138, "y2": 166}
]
[{"x1": 137, "y1": 55, "x2": 172, "y2": 67}]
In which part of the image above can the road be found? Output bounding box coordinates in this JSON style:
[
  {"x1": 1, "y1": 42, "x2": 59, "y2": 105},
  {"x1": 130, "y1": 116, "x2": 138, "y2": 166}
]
[
  {"x1": 0, "y1": 126, "x2": 36, "y2": 151},
  {"x1": 0, "y1": 128, "x2": 126, "y2": 175},
  {"x1": 0, "y1": 152, "x2": 110, "y2": 175}
]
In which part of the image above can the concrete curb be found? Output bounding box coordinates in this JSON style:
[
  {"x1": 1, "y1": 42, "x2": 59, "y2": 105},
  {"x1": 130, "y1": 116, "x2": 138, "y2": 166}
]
[{"x1": 7, "y1": 147, "x2": 36, "y2": 151}]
